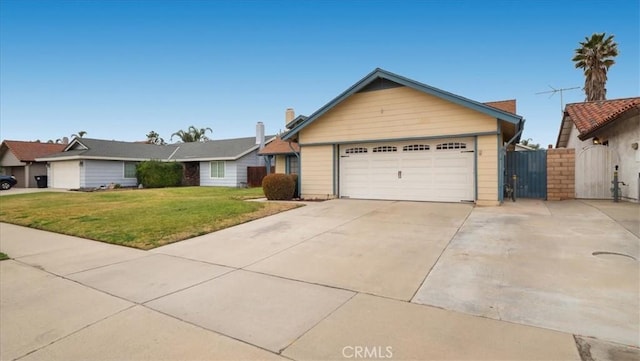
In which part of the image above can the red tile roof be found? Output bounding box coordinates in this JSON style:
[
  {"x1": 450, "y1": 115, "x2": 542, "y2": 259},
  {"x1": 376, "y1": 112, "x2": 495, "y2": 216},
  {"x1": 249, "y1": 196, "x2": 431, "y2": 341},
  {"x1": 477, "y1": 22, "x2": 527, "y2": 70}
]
[
  {"x1": 1, "y1": 140, "x2": 66, "y2": 162},
  {"x1": 484, "y1": 99, "x2": 516, "y2": 114},
  {"x1": 566, "y1": 97, "x2": 640, "y2": 137},
  {"x1": 258, "y1": 137, "x2": 300, "y2": 155}
]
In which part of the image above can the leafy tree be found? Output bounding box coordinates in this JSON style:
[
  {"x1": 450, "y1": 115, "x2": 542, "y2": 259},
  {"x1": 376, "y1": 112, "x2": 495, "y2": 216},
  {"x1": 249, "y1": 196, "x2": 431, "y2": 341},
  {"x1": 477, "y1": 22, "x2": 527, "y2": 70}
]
[
  {"x1": 171, "y1": 126, "x2": 212, "y2": 143},
  {"x1": 146, "y1": 130, "x2": 165, "y2": 145},
  {"x1": 572, "y1": 33, "x2": 618, "y2": 101},
  {"x1": 519, "y1": 138, "x2": 541, "y2": 150}
]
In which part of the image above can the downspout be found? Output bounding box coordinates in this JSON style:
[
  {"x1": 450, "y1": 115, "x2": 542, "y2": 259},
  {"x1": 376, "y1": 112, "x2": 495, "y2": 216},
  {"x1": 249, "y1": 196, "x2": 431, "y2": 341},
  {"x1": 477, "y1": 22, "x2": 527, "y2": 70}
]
[
  {"x1": 25, "y1": 162, "x2": 31, "y2": 188},
  {"x1": 288, "y1": 140, "x2": 301, "y2": 197}
]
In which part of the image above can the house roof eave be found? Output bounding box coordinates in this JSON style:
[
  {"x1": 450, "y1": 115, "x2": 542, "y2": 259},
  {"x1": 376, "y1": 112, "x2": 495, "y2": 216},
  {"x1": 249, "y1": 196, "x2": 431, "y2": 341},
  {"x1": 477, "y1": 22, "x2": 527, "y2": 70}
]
[{"x1": 283, "y1": 68, "x2": 523, "y2": 140}]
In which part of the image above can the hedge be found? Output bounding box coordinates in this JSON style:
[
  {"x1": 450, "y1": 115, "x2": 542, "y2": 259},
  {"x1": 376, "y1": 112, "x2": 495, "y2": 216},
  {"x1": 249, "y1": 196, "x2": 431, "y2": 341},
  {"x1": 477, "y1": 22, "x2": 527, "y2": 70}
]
[
  {"x1": 262, "y1": 173, "x2": 295, "y2": 200},
  {"x1": 136, "y1": 160, "x2": 183, "y2": 188}
]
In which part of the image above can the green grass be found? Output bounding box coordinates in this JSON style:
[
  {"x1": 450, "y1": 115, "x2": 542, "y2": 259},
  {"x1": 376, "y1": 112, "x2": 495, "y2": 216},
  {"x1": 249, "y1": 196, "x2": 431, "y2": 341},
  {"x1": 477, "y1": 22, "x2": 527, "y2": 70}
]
[
  {"x1": 0, "y1": 252, "x2": 8, "y2": 261},
  {"x1": 0, "y1": 187, "x2": 300, "y2": 249}
]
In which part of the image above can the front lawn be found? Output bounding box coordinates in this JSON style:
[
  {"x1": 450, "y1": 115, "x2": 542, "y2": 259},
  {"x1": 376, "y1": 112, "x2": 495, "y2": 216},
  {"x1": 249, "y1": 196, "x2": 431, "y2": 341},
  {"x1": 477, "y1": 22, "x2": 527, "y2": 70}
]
[
  {"x1": 0, "y1": 187, "x2": 299, "y2": 249},
  {"x1": 0, "y1": 252, "x2": 8, "y2": 261}
]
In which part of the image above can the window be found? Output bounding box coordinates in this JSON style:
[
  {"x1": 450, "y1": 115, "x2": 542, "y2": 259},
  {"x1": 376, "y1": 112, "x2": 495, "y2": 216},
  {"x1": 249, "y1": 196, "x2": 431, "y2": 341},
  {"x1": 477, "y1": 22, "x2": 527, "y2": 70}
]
[
  {"x1": 403, "y1": 144, "x2": 430, "y2": 151},
  {"x1": 372, "y1": 146, "x2": 397, "y2": 153},
  {"x1": 436, "y1": 142, "x2": 467, "y2": 150},
  {"x1": 345, "y1": 147, "x2": 368, "y2": 154},
  {"x1": 210, "y1": 161, "x2": 225, "y2": 178},
  {"x1": 287, "y1": 156, "x2": 299, "y2": 174},
  {"x1": 124, "y1": 162, "x2": 137, "y2": 178}
]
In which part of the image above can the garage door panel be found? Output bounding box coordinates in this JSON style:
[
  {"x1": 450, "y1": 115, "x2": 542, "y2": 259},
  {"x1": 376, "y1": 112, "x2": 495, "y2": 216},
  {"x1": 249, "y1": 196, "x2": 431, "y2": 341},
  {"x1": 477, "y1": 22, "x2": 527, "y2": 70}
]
[
  {"x1": 51, "y1": 161, "x2": 80, "y2": 189},
  {"x1": 340, "y1": 138, "x2": 474, "y2": 202}
]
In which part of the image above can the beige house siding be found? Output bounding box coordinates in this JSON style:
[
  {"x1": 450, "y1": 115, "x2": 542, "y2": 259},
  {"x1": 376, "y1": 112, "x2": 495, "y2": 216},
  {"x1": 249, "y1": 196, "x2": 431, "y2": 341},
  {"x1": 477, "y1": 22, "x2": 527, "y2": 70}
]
[
  {"x1": 300, "y1": 145, "x2": 334, "y2": 199},
  {"x1": 476, "y1": 134, "x2": 499, "y2": 205},
  {"x1": 0, "y1": 150, "x2": 23, "y2": 167},
  {"x1": 299, "y1": 86, "x2": 497, "y2": 145},
  {"x1": 274, "y1": 155, "x2": 286, "y2": 174}
]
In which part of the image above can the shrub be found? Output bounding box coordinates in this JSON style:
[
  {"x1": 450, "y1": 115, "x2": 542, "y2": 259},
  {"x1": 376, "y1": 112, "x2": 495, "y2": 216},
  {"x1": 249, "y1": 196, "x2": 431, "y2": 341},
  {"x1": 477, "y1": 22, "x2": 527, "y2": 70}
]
[
  {"x1": 289, "y1": 174, "x2": 299, "y2": 198},
  {"x1": 262, "y1": 173, "x2": 295, "y2": 200},
  {"x1": 136, "y1": 160, "x2": 183, "y2": 188}
]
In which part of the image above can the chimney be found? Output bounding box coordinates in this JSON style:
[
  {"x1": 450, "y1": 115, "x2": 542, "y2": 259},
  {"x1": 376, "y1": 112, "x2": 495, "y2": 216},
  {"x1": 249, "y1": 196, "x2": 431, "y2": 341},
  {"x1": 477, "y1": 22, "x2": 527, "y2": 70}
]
[
  {"x1": 256, "y1": 122, "x2": 265, "y2": 148},
  {"x1": 285, "y1": 108, "x2": 295, "y2": 128}
]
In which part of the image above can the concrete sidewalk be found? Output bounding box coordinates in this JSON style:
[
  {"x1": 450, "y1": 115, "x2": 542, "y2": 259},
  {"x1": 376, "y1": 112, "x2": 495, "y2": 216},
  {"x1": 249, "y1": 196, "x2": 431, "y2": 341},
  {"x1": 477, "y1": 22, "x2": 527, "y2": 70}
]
[{"x1": 1, "y1": 199, "x2": 639, "y2": 360}]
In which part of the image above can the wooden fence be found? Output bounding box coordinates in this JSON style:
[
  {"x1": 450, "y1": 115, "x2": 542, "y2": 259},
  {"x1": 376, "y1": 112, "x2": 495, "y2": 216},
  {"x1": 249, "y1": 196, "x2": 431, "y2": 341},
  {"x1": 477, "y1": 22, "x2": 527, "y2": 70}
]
[{"x1": 247, "y1": 166, "x2": 275, "y2": 187}]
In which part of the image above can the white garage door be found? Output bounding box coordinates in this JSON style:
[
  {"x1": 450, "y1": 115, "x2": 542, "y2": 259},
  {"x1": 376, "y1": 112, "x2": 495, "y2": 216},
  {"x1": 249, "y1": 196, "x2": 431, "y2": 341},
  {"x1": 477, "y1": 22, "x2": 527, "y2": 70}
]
[
  {"x1": 51, "y1": 161, "x2": 81, "y2": 189},
  {"x1": 340, "y1": 138, "x2": 474, "y2": 202}
]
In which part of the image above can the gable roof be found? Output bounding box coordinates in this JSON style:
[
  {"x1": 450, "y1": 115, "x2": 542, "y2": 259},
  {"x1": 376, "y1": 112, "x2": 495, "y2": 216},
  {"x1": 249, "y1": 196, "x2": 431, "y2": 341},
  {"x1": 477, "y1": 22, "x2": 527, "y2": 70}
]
[
  {"x1": 556, "y1": 97, "x2": 640, "y2": 147},
  {"x1": 171, "y1": 136, "x2": 275, "y2": 161},
  {"x1": 36, "y1": 136, "x2": 276, "y2": 162},
  {"x1": 285, "y1": 115, "x2": 308, "y2": 130},
  {"x1": 283, "y1": 68, "x2": 523, "y2": 140},
  {"x1": 38, "y1": 138, "x2": 179, "y2": 161},
  {"x1": 258, "y1": 136, "x2": 300, "y2": 155},
  {"x1": 0, "y1": 140, "x2": 66, "y2": 162}
]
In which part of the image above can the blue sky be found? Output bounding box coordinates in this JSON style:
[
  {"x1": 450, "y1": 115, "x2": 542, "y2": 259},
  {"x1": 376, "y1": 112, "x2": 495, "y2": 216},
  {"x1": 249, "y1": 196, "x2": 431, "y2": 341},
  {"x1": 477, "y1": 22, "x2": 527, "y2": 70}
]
[{"x1": 1, "y1": 0, "x2": 638, "y2": 147}]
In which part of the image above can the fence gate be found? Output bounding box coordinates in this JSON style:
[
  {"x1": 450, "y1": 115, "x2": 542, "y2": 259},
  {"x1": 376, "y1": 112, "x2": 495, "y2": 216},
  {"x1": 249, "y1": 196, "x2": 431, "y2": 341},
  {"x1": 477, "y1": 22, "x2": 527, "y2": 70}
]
[
  {"x1": 505, "y1": 150, "x2": 547, "y2": 199},
  {"x1": 247, "y1": 166, "x2": 275, "y2": 187},
  {"x1": 575, "y1": 145, "x2": 616, "y2": 199}
]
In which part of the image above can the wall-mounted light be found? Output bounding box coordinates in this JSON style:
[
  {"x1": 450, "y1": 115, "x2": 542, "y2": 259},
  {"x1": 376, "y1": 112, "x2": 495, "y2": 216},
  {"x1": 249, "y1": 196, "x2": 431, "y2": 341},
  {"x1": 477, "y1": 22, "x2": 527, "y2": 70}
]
[
  {"x1": 79, "y1": 160, "x2": 84, "y2": 167},
  {"x1": 632, "y1": 142, "x2": 639, "y2": 150},
  {"x1": 593, "y1": 137, "x2": 601, "y2": 145}
]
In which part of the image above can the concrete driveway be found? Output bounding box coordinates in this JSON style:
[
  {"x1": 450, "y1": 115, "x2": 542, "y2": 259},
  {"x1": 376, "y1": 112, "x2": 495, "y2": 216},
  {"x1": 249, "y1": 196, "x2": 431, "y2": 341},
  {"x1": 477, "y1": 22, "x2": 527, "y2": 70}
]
[{"x1": 1, "y1": 199, "x2": 638, "y2": 360}]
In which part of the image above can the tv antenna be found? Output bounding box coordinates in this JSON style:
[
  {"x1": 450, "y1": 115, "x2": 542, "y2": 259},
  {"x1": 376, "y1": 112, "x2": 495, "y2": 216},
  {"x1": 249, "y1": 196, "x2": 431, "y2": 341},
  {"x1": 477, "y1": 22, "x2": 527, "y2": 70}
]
[{"x1": 536, "y1": 85, "x2": 580, "y2": 114}]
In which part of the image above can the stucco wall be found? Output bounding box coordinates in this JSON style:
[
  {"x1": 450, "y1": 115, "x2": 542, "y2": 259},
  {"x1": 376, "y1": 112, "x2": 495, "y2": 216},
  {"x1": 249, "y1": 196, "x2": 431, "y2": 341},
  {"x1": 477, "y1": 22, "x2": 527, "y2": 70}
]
[
  {"x1": 597, "y1": 114, "x2": 640, "y2": 201},
  {"x1": 566, "y1": 114, "x2": 639, "y2": 201},
  {"x1": 0, "y1": 150, "x2": 23, "y2": 167}
]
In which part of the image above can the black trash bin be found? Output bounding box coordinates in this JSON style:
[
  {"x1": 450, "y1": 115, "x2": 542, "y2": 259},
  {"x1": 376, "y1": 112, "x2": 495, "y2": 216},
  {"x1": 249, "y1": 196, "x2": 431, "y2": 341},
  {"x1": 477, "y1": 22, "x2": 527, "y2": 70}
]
[{"x1": 35, "y1": 175, "x2": 48, "y2": 188}]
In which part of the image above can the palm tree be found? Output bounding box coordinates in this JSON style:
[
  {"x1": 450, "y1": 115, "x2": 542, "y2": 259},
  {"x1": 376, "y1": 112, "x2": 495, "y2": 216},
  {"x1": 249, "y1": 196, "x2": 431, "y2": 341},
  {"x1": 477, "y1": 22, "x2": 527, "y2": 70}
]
[
  {"x1": 171, "y1": 126, "x2": 213, "y2": 143},
  {"x1": 572, "y1": 33, "x2": 618, "y2": 101},
  {"x1": 72, "y1": 130, "x2": 87, "y2": 138}
]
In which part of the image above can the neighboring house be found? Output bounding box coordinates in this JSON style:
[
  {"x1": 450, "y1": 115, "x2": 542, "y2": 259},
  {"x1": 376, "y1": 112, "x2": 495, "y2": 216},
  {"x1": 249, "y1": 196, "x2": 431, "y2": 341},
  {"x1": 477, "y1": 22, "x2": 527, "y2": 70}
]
[
  {"x1": 0, "y1": 141, "x2": 66, "y2": 188},
  {"x1": 36, "y1": 129, "x2": 274, "y2": 189},
  {"x1": 258, "y1": 108, "x2": 303, "y2": 174},
  {"x1": 258, "y1": 136, "x2": 300, "y2": 174},
  {"x1": 556, "y1": 97, "x2": 640, "y2": 201},
  {"x1": 171, "y1": 136, "x2": 270, "y2": 187},
  {"x1": 282, "y1": 68, "x2": 524, "y2": 205},
  {"x1": 36, "y1": 138, "x2": 178, "y2": 189}
]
